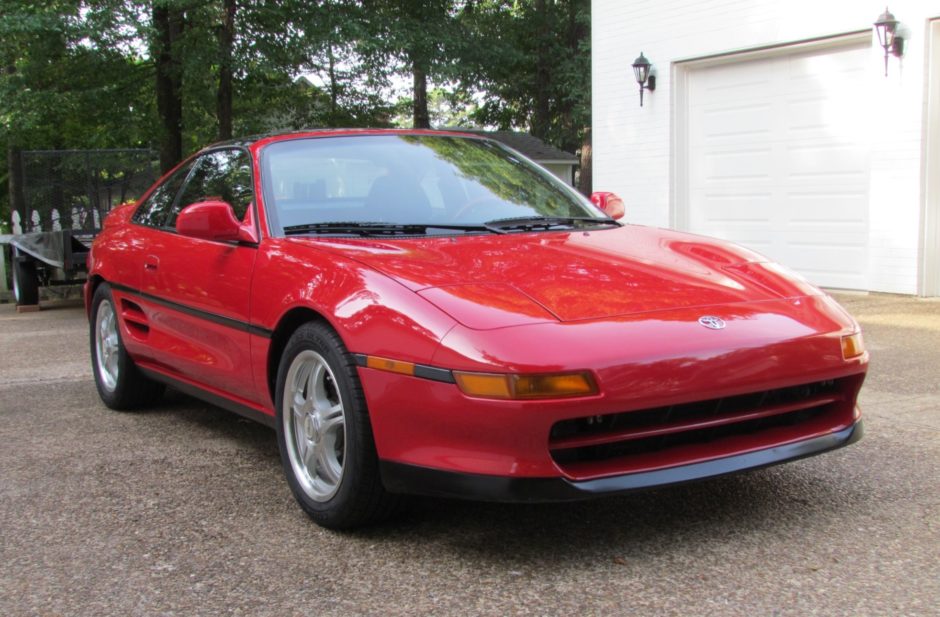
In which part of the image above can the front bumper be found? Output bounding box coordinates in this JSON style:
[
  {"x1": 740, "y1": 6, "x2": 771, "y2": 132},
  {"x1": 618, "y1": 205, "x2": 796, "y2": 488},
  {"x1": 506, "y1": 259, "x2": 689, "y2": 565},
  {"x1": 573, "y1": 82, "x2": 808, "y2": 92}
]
[
  {"x1": 379, "y1": 420, "x2": 863, "y2": 502},
  {"x1": 361, "y1": 295, "x2": 867, "y2": 482}
]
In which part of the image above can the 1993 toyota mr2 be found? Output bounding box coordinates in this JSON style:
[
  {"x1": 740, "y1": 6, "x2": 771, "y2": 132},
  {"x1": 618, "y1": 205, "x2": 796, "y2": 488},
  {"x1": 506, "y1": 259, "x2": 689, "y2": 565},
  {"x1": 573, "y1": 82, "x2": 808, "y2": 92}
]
[{"x1": 86, "y1": 130, "x2": 867, "y2": 529}]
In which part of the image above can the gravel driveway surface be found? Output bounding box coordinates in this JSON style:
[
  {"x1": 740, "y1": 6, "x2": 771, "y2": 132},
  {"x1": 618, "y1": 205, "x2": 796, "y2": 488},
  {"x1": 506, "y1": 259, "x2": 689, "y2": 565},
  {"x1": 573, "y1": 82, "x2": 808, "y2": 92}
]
[{"x1": 1, "y1": 293, "x2": 938, "y2": 616}]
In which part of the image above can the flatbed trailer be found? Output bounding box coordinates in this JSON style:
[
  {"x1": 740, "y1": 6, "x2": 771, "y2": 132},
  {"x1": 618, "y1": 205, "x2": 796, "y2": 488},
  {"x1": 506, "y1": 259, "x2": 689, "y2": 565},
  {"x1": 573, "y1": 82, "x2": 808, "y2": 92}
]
[
  {"x1": 6, "y1": 230, "x2": 92, "y2": 307},
  {"x1": 3, "y1": 148, "x2": 158, "y2": 307}
]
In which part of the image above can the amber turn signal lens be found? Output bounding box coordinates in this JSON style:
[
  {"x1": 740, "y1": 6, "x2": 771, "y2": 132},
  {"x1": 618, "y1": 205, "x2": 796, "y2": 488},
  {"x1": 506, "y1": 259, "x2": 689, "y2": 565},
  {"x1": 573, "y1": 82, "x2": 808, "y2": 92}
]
[
  {"x1": 365, "y1": 356, "x2": 416, "y2": 376},
  {"x1": 452, "y1": 373, "x2": 514, "y2": 398},
  {"x1": 453, "y1": 371, "x2": 598, "y2": 400},
  {"x1": 841, "y1": 332, "x2": 865, "y2": 359}
]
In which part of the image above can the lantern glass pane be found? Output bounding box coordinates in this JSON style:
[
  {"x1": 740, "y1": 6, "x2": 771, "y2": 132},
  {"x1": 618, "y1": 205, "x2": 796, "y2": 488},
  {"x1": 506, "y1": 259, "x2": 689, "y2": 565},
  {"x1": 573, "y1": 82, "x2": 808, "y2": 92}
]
[
  {"x1": 883, "y1": 26, "x2": 896, "y2": 47},
  {"x1": 633, "y1": 65, "x2": 648, "y2": 85}
]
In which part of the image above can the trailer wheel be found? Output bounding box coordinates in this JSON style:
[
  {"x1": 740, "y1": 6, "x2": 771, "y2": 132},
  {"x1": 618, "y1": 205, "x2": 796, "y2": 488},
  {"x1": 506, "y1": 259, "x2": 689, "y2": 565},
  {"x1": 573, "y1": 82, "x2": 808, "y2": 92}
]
[{"x1": 12, "y1": 248, "x2": 40, "y2": 306}]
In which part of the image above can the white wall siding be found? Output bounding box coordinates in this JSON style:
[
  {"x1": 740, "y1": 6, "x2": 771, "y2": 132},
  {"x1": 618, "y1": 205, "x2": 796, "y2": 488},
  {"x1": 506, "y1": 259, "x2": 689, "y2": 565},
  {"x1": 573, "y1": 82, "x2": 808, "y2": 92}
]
[{"x1": 593, "y1": 0, "x2": 938, "y2": 294}]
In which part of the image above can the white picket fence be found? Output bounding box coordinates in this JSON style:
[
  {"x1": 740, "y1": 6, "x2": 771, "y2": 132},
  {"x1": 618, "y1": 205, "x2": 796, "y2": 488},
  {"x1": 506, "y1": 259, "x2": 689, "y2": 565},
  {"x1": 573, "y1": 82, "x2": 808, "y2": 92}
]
[{"x1": 10, "y1": 207, "x2": 101, "y2": 235}]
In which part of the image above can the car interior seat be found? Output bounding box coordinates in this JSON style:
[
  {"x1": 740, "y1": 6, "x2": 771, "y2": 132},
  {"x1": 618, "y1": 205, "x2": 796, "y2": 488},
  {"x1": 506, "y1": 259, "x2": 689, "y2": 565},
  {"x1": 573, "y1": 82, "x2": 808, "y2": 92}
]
[{"x1": 364, "y1": 175, "x2": 433, "y2": 223}]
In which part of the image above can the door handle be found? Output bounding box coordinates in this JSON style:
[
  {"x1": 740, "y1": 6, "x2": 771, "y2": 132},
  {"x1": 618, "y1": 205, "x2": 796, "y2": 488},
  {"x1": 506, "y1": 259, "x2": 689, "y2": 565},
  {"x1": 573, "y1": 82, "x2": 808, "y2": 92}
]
[{"x1": 144, "y1": 256, "x2": 159, "y2": 271}]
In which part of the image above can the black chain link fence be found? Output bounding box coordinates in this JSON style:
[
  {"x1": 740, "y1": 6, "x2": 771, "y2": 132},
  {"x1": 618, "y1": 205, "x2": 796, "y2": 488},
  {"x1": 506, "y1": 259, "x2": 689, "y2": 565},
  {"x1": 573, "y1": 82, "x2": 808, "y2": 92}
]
[{"x1": 13, "y1": 149, "x2": 159, "y2": 234}]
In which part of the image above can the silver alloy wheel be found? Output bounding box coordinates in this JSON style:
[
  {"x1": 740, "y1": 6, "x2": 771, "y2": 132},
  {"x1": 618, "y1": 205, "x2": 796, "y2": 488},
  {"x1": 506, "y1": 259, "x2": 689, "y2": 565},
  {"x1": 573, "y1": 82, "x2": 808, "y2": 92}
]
[
  {"x1": 283, "y1": 350, "x2": 346, "y2": 502},
  {"x1": 95, "y1": 299, "x2": 120, "y2": 392}
]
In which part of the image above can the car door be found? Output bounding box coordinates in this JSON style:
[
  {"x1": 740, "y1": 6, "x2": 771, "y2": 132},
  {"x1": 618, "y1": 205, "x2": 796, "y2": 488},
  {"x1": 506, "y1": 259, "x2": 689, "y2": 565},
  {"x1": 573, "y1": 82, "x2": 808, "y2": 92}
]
[
  {"x1": 135, "y1": 148, "x2": 261, "y2": 404},
  {"x1": 117, "y1": 160, "x2": 197, "y2": 366}
]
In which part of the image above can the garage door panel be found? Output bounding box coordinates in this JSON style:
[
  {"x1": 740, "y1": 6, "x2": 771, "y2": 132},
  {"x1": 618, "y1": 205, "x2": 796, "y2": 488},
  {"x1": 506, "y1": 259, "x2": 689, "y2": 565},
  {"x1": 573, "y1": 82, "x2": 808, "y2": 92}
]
[
  {"x1": 788, "y1": 248, "x2": 868, "y2": 267},
  {"x1": 691, "y1": 186, "x2": 779, "y2": 225},
  {"x1": 786, "y1": 192, "x2": 867, "y2": 224},
  {"x1": 787, "y1": 45, "x2": 869, "y2": 79},
  {"x1": 686, "y1": 41, "x2": 870, "y2": 289},
  {"x1": 697, "y1": 148, "x2": 774, "y2": 182},
  {"x1": 783, "y1": 228, "x2": 868, "y2": 247},
  {"x1": 697, "y1": 62, "x2": 775, "y2": 101},
  {"x1": 786, "y1": 247, "x2": 868, "y2": 277},
  {"x1": 787, "y1": 97, "x2": 832, "y2": 132},
  {"x1": 698, "y1": 193, "x2": 774, "y2": 223},
  {"x1": 786, "y1": 144, "x2": 869, "y2": 181},
  {"x1": 701, "y1": 103, "x2": 774, "y2": 140}
]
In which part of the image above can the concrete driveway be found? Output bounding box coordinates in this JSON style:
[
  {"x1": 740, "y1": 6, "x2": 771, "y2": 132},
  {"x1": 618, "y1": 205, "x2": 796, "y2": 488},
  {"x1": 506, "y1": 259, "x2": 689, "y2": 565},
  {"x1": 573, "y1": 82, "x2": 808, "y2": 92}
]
[{"x1": 0, "y1": 293, "x2": 938, "y2": 616}]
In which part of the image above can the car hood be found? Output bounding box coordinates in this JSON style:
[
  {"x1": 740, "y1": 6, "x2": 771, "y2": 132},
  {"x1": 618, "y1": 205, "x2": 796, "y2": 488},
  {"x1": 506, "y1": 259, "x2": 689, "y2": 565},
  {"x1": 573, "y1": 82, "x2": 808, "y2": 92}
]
[{"x1": 291, "y1": 225, "x2": 822, "y2": 327}]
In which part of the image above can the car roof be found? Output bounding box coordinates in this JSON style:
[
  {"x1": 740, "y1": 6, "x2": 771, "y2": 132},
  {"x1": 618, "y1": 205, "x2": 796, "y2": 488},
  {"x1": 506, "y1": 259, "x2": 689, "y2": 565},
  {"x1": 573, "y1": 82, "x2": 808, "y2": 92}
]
[{"x1": 212, "y1": 128, "x2": 490, "y2": 151}]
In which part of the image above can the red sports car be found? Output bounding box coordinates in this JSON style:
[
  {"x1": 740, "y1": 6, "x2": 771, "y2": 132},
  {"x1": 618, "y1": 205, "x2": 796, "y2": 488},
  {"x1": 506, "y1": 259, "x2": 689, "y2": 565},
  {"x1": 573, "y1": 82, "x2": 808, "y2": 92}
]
[{"x1": 86, "y1": 129, "x2": 867, "y2": 529}]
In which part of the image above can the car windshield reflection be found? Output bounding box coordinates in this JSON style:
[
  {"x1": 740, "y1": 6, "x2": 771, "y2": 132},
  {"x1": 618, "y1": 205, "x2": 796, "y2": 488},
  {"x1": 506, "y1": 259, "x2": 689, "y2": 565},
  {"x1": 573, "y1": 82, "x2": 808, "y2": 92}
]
[{"x1": 261, "y1": 134, "x2": 609, "y2": 235}]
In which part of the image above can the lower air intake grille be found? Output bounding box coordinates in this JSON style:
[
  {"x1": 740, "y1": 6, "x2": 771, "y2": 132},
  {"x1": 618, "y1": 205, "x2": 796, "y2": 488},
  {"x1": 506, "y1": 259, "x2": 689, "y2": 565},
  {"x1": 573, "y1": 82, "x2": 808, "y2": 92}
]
[{"x1": 549, "y1": 377, "x2": 858, "y2": 477}]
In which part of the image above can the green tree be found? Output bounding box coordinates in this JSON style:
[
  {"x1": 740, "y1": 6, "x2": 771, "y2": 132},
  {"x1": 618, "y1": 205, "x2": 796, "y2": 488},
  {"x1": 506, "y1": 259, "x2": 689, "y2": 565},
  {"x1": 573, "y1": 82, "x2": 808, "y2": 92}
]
[
  {"x1": 360, "y1": 0, "x2": 461, "y2": 129},
  {"x1": 292, "y1": 0, "x2": 396, "y2": 128},
  {"x1": 0, "y1": 0, "x2": 157, "y2": 224},
  {"x1": 457, "y1": 0, "x2": 591, "y2": 192},
  {"x1": 0, "y1": 0, "x2": 594, "y2": 225}
]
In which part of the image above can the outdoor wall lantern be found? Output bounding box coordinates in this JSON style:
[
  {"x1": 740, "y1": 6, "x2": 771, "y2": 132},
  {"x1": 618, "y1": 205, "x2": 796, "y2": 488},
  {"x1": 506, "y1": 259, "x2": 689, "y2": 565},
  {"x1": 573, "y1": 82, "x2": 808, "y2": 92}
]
[
  {"x1": 631, "y1": 52, "x2": 656, "y2": 107},
  {"x1": 874, "y1": 7, "x2": 905, "y2": 77}
]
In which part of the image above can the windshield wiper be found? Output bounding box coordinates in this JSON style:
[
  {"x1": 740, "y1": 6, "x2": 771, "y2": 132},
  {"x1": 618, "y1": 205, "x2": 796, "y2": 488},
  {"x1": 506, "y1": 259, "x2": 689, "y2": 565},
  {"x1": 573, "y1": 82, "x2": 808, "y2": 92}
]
[
  {"x1": 482, "y1": 216, "x2": 620, "y2": 232},
  {"x1": 283, "y1": 221, "x2": 504, "y2": 236}
]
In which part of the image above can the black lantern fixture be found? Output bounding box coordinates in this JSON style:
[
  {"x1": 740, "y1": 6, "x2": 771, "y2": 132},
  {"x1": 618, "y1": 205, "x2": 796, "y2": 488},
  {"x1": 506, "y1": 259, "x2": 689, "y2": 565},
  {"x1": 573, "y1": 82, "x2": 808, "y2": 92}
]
[
  {"x1": 631, "y1": 52, "x2": 656, "y2": 107},
  {"x1": 874, "y1": 7, "x2": 905, "y2": 77}
]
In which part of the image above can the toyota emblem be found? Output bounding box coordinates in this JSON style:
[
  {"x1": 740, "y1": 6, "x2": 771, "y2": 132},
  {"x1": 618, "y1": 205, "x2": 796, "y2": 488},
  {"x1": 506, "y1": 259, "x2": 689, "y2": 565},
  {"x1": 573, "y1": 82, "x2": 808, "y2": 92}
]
[{"x1": 698, "y1": 316, "x2": 726, "y2": 330}]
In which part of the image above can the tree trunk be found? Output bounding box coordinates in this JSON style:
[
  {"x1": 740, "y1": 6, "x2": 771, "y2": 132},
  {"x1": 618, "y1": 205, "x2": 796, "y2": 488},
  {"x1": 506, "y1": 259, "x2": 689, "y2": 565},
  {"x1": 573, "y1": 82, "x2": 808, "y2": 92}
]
[
  {"x1": 578, "y1": 126, "x2": 592, "y2": 196},
  {"x1": 217, "y1": 0, "x2": 236, "y2": 141},
  {"x1": 530, "y1": 0, "x2": 551, "y2": 140},
  {"x1": 327, "y1": 42, "x2": 339, "y2": 122},
  {"x1": 412, "y1": 56, "x2": 430, "y2": 129},
  {"x1": 154, "y1": 4, "x2": 185, "y2": 173},
  {"x1": 557, "y1": 0, "x2": 588, "y2": 154}
]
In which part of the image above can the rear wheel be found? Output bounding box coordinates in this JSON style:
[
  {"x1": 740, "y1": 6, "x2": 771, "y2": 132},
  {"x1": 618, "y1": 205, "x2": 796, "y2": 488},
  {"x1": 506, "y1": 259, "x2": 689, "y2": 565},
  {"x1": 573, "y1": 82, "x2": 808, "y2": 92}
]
[
  {"x1": 90, "y1": 283, "x2": 164, "y2": 410},
  {"x1": 12, "y1": 248, "x2": 39, "y2": 306},
  {"x1": 275, "y1": 321, "x2": 398, "y2": 529}
]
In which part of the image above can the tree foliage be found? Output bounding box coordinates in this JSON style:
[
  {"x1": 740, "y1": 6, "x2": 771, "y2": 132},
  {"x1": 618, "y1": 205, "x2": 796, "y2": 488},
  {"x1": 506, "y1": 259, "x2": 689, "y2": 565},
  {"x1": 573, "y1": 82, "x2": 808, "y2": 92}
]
[
  {"x1": 0, "y1": 0, "x2": 592, "y2": 226},
  {"x1": 0, "y1": 0, "x2": 156, "y2": 149},
  {"x1": 455, "y1": 0, "x2": 590, "y2": 153}
]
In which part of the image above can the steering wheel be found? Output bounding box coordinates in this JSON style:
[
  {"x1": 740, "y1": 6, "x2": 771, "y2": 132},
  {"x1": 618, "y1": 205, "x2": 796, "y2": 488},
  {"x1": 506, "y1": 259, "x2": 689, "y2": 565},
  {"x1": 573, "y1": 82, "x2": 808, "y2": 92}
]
[{"x1": 450, "y1": 197, "x2": 510, "y2": 223}]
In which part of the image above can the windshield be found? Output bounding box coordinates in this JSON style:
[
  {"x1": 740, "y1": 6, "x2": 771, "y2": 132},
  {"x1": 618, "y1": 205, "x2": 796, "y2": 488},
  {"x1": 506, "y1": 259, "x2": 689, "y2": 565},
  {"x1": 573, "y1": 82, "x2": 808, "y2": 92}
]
[{"x1": 260, "y1": 134, "x2": 607, "y2": 236}]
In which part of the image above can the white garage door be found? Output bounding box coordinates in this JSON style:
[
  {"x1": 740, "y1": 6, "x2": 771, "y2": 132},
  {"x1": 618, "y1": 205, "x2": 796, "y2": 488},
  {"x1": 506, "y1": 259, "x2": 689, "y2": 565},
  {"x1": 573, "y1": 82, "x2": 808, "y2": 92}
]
[{"x1": 686, "y1": 42, "x2": 871, "y2": 289}]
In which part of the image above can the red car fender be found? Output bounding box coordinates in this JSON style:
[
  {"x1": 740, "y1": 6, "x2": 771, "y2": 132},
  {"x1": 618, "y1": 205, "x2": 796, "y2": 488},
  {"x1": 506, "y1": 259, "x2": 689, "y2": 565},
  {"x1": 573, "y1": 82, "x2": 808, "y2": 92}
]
[{"x1": 249, "y1": 239, "x2": 459, "y2": 406}]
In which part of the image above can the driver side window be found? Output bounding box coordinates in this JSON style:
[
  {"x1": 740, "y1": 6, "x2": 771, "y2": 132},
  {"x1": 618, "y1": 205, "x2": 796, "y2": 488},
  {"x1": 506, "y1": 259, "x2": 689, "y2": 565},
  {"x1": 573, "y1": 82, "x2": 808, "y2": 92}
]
[
  {"x1": 132, "y1": 161, "x2": 194, "y2": 228},
  {"x1": 171, "y1": 149, "x2": 253, "y2": 228}
]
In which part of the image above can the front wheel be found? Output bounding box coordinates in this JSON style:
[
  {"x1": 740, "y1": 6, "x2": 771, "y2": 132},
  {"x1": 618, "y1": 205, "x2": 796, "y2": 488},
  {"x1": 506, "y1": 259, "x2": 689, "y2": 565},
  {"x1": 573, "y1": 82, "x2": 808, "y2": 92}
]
[
  {"x1": 90, "y1": 283, "x2": 164, "y2": 410},
  {"x1": 275, "y1": 322, "x2": 398, "y2": 529}
]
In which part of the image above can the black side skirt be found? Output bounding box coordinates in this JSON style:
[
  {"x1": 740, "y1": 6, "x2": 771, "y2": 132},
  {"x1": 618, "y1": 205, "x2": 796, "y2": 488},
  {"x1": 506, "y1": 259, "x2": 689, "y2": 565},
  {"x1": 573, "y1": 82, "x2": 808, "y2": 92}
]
[{"x1": 139, "y1": 367, "x2": 277, "y2": 429}]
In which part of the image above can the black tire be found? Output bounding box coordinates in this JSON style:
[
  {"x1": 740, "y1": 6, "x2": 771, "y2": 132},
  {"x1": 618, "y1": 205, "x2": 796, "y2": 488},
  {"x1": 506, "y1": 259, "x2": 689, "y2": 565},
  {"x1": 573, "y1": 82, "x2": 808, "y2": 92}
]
[
  {"x1": 12, "y1": 248, "x2": 39, "y2": 306},
  {"x1": 90, "y1": 283, "x2": 164, "y2": 410},
  {"x1": 275, "y1": 321, "x2": 398, "y2": 529}
]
